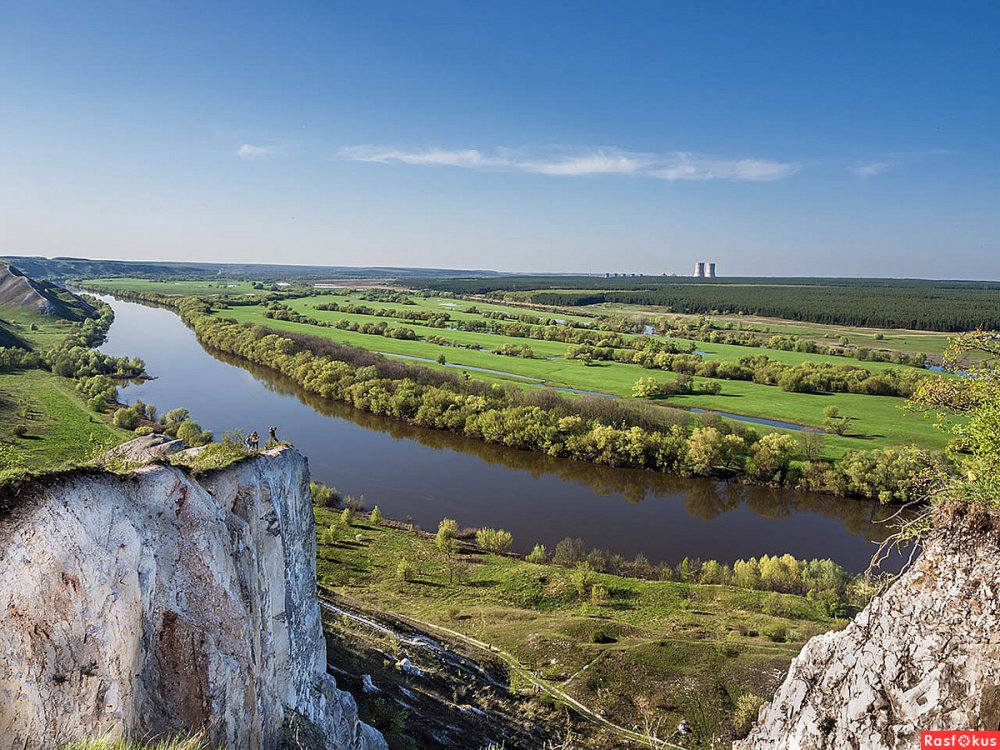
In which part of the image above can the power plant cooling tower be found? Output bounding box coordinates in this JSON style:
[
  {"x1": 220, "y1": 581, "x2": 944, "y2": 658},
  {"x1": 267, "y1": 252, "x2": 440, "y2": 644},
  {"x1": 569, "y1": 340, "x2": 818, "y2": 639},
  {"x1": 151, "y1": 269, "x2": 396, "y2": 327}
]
[
  {"x1": 693, "y1": 261, "x2": 706, "y2": 278},
  {"x1": 708, "y1": 262, "x2": 716, "y2": 278}
]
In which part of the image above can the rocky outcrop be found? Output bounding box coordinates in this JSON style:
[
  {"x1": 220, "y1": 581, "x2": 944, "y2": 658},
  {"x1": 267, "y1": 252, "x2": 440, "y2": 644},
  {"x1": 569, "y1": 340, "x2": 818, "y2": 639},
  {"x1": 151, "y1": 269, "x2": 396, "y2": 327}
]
[
  {"x1": 736, "y1": 503, "x2": 1000, "y2": 750},
  {"x1": 0, "y1": 442, "x2": 386, "y2": 750}
]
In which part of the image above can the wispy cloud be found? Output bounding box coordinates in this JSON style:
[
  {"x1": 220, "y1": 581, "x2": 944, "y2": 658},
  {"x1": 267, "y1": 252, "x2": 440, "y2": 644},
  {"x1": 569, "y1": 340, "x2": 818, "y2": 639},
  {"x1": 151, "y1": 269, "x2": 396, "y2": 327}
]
[
  {"x1": 336, "y1": 145, "x2": 800, "y2": 182},
  {"x1": 236, "y1": 143, "x2": 278, "y2": 159},
  {"x1": 852, "y1": 161, "x2": 893, "y2": 178},
  {"x1": 851, "y1": 150, "x2": 953, "y2": 178}
]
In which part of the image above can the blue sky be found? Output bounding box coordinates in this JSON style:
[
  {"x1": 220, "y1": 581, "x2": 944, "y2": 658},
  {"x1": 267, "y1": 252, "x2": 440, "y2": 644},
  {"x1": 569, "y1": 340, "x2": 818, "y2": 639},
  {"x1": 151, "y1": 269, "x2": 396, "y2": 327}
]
[{"x1": 1, "y1": 1, "x2": 998, "y2": 277}]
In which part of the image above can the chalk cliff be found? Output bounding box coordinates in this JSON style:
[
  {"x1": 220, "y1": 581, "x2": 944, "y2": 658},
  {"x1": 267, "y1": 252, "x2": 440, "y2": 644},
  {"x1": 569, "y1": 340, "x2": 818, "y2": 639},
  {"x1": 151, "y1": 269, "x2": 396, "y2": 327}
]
[
  {"x1": 736, "y1": 503, "x2": 1000, "y2": 750},
  {"x1": 0, "y1": 442, "x2": 386, "y2": 750}
]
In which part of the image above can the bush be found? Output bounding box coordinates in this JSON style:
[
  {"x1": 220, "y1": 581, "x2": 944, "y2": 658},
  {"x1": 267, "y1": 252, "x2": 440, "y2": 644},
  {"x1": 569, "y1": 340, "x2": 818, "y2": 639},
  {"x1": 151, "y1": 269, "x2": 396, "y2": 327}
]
[
  {"x1": 112, "y1": 407, "x2": 142, "y2": 431},
  {"x1": 11, "y1": 424, "x2": 27, "y2": 438},
  {"x1": 176, "y1": 419, "x2": 212, "y2": 447},
  {"x1": 395, "y1": 558, "x2": 415, "y2": 581},
  {"x1": 732, "y1": 692, "x2": 766, "y2": 738},
  {"x1": 475, "y1": 527, "x2": 513, "y2": 554},
  {"x1": 134, "y1": 425, "x2": 154, "y2": 436},
  {"x1": 764, "y1": 624, "x2": 788, "y2": 643},
  {"x1": 370, "y1": 505, "x2": 383, "y2": 525},
  {"x1": 310, "y1": 481, "x2": 339, "y2": 507},
  {"x1": 435, "y1": 518, "x2": 459, "y2": 556},
  {"x1": 525, "y1": 543, "x2": 547, "y2": 564},
  {"x1": 590, "y1": 583, "x2": 609, "y2": 605}
]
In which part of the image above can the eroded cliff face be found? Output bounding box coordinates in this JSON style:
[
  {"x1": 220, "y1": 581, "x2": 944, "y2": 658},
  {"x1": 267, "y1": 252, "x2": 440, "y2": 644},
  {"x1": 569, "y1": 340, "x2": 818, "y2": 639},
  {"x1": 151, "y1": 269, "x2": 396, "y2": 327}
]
[
  {"x1": 736, "y1": 503, "x2": 1000, "y2": 750},
  {"x1": 0, "y1": 444, "x2": 386, "y2": 750}
]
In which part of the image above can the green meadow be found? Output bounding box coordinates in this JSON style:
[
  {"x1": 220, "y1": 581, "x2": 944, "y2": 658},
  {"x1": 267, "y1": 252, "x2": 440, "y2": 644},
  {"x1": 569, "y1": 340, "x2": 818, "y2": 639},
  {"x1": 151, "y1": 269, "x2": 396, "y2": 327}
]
[
  {"x1": 0, "y1": 369, "x2": 128, "y2": 471},
  {"x1": 316, "y1": 509, "x2": 847, "y2": 743},
  {"x1": 211, "y1": 291, "x2": 951, "y2": 456}
]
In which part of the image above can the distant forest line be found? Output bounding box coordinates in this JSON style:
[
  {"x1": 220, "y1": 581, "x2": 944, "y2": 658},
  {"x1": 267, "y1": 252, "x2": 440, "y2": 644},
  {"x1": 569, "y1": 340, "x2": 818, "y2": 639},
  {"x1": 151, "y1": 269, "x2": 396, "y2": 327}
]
[{"x1": 415, "y1": 277, "x2": 1000, "y2": 331}]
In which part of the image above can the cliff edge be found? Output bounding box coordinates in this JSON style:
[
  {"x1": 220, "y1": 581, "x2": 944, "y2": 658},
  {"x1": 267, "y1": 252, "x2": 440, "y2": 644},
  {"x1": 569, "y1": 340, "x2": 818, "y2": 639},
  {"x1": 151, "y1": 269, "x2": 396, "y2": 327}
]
[
  {"x1": 0, "y1": 443, "x2": 386, "y2": 750},
  {"x1": 736, "y1": 503, "x2": 1000, "y2": 750}
]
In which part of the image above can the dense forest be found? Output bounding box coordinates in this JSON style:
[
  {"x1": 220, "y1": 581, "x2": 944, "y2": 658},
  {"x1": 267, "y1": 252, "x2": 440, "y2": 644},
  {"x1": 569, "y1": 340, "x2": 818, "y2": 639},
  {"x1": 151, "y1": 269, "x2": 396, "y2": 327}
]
[{"x1": 415, "y1": 277, "x2": 1000, "y2": 331}]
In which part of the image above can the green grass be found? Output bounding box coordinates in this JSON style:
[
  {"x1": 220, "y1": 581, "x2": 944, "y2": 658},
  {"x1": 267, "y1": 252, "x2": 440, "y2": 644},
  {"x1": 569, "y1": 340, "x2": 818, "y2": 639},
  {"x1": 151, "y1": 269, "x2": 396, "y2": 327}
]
[
  {"x1": 212, "y1": 292, "x2": 951, "y2": 455},
  {"x1": 84, "y1": 278, "x2": 262, "y2": 296},
  {"x1": 318, "y1": 511, "x2": 846, "y2": 739},
  {"x1": 0, "y1": 303, "x2": 81, "y2": 350},
  {"x1": 0, "y1": 369, "x2": 129, "y2": 470},
  {"x1": 595, "y1": 303, "x2": 960, "y2": 358}
]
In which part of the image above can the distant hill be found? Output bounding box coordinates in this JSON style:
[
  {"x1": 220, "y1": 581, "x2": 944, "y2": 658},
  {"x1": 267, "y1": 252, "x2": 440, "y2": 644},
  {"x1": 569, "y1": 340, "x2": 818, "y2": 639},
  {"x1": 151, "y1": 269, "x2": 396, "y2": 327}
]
[
  {"x1": 0, "y1": 256, "x2": 501, "y2": 283},
  {"x1": 0, "y1": 263, "x2": 95, "y2": 321}
]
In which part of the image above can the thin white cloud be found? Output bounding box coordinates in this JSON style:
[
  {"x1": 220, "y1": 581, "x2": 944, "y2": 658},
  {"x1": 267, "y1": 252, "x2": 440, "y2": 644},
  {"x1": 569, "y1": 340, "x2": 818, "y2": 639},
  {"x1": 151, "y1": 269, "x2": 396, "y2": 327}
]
[
  {"x1": 851, "y1": 150, "x2": 953, "y2": 178},
  {"x1": 237, "y1": 143, "x2": 278, "y2": 159},
  {"x1": 336, "y1": 145, "x2": 800, "y2": 182},
  {"x1": 852, "y1": 161, "x2": 892, "y2": 178}
]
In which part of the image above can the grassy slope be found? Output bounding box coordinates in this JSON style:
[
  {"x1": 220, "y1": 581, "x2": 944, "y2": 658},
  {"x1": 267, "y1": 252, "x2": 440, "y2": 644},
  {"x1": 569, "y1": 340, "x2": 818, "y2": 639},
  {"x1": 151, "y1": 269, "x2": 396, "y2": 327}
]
[
  {"x1": 213, "y1": 294, "x2": 950, "y2": 454},
  {"x1": 0, "y1": 305, "x2": 80, "y2": 350},
  {"x1": 0, "y1": 369, "x2": 129, "y2": 469},
  {"x1": 317, "y1": 510, "x2": 846, "y2": 736}
]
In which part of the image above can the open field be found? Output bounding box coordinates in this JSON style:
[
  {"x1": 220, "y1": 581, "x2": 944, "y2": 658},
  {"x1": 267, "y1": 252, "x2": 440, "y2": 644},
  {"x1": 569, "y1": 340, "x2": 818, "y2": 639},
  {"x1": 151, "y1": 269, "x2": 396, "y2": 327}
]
[
  {"x1": 83, "y1": 278, "x2": 264, "y2": 297},
  {"x1": 209, "y1": 291, "x2": 952, "y2": 455},
  {"x1": 316, "y1": 509, "x2": 847, "y2": 743},
  {"x1": 594, "y1": 303, "x2": 961, "y2": 359},
  {"x1": 414, "y1": 276, "x2": 1000, "y2": 331},
  {"x1": 0, "y1": 369, "x2": 128, "y2": 470}
]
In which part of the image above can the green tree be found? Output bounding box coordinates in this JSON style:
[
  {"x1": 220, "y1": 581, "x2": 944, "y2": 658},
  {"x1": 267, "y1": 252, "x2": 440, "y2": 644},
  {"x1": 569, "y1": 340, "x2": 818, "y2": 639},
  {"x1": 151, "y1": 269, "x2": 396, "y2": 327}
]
[
  {"x1": 475, "y1": 527, "x2": 513, "y2": 554},
  {"x1": 823, "y1": 405, "x2": 853, "y2": 436},
  {"x1": 525, "y1": 543, "x2": 547, "y2": 564},
  {"x1": 370, "y1": 505, "x2": 383, "y2": 525},
  {"x1": 435, "y1": 518, "x2": 459, "y2": 557}
]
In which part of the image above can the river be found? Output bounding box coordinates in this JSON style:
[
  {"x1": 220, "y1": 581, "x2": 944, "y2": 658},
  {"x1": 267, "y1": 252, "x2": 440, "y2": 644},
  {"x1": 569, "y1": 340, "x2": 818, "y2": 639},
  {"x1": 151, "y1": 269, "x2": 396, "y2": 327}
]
[{"x1": 95, "y1": 294, "x2": 903, "y2": 572}]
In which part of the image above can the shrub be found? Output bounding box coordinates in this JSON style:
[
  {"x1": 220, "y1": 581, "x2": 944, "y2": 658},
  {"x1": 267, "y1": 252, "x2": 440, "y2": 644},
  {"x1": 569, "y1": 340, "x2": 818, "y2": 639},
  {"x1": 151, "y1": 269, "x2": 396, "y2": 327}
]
[
  {"x1": 322, "y1": 523, "x2": 343, "y2": 546},
  {"x1": 112, "y1": 407, "x2": 141, "y2": 431},
  {"x1": 340, "y1": 508, "x2": 352, "y2": 528},
  {"x1": 11, "y1": 424, "x2": 27, "y2": 438},
  {"x1": 475, "y1": 527, "x2": 513, "y2": 554},
  {"x1": 134, "y1": 426, "x2": 154, "y2": 437},
  {"x1": 310, "y1": 481, "x2": 340, "y2": 507},
  {"x1": 435, "y1": 518, "x2": 459, "y2": 556},
  {"x1": 571, "y1": 562, "x2": 596, "y2": 600},
  {"x1": 590, "y1": 583, "x2": 609, "y2": 605},
  {"x1": 395, "y1": 558, "x2": 415, "y2": 582},
  {"x1": 732, "y1": 692, "x2": 766, "y2": 738},
  {"x1": 525, "y1": 543, "x2": 548, "y2": 564},
  {"x1": 370, "y1": 505, "x2": 383, "y2": 525},
  {"x1": 176, "y1": 419, "x2": 212, "y2": 447},
  {"x1": 764, "y1": 624, "x2": 788, "y2": 643}
]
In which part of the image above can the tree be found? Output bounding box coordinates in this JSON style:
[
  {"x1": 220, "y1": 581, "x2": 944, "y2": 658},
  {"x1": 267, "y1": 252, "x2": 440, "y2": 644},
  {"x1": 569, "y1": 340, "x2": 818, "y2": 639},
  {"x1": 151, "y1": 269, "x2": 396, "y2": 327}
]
[
  {"x1": 525, "y1": 543, "x2": 547, "y2": 564},
  {"x1": 370, "y1": 505, "x2": 383, "y2": 525},
  {"x1": 475, "y1": 527, "x2": 513, "y2": 554},
  {"x1": 911, "y1": 331, "x2": 1000, "y2": 504},
  {"x1": 112, "y1": 407, "x2": 141, "y2": 430},
  {"x1": 799, "y1": 430, "x2": 825, "y2": 461},
  {"x1": 435, "y1": 518, "x2": 459, "y2": 557},
  {"x1": 823, "y1": 405, "x2": 853, "y2": 436},
  {"x1": 176, "y1": 419, "x2": 212, "y2": 446},
  {"x1": 340, "y1": 508, "x2": 352, "y2": 527}
]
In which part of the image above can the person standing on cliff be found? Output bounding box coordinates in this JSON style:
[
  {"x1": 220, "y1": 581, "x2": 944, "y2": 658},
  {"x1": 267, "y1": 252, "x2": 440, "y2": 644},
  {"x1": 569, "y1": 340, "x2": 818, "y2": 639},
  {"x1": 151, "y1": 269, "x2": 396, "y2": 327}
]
[{"x1": 268, "y1": 426, "x2": 278, "y2": 444}]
